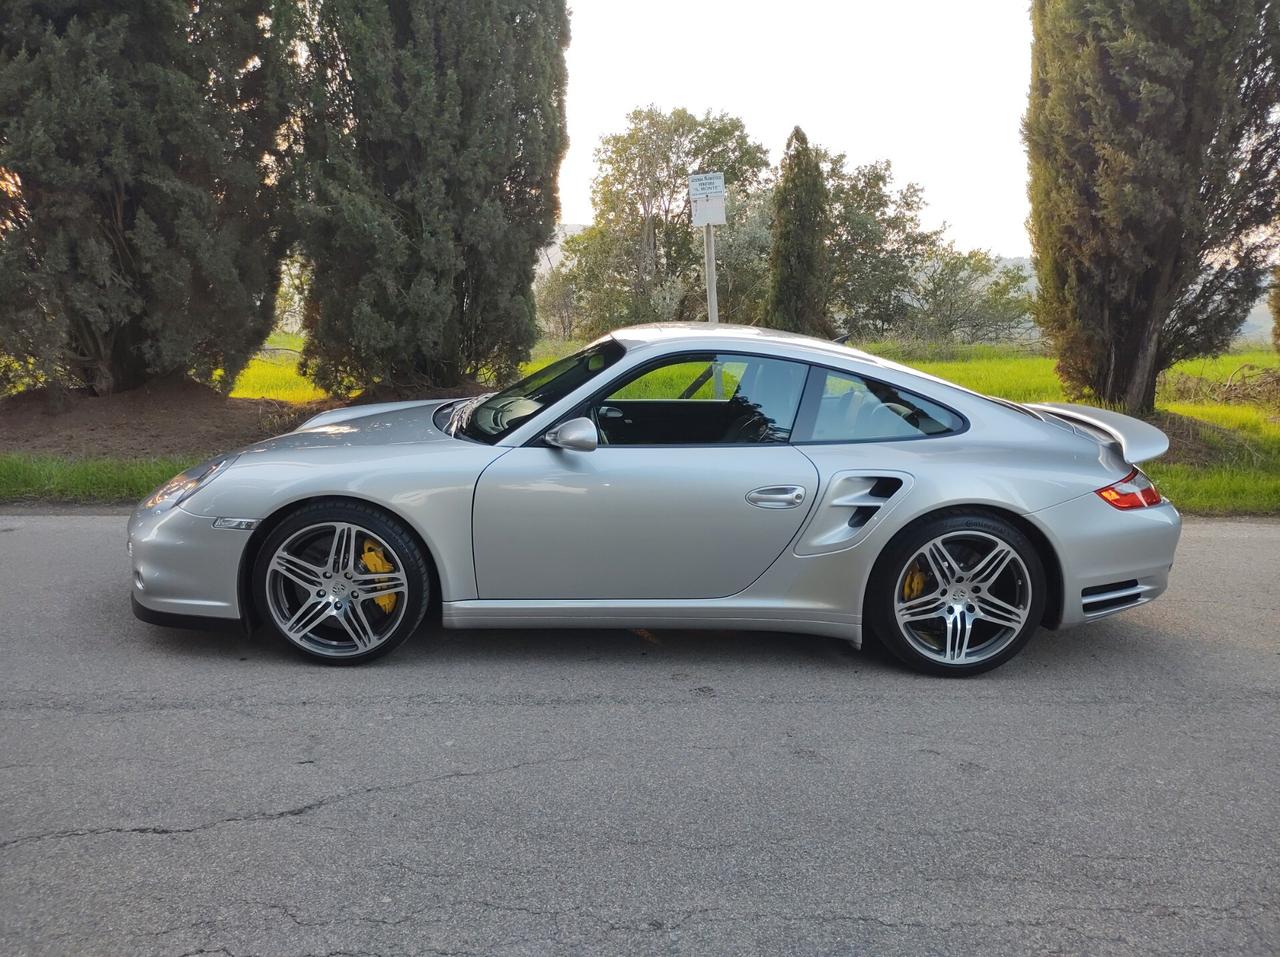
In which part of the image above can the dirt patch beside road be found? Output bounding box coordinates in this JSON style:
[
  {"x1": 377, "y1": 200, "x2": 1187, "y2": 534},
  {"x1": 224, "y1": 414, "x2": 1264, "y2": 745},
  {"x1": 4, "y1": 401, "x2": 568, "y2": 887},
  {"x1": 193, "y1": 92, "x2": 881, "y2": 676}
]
[{"x1": 0, "y1": 378, "x2": 329, "y2": 458}]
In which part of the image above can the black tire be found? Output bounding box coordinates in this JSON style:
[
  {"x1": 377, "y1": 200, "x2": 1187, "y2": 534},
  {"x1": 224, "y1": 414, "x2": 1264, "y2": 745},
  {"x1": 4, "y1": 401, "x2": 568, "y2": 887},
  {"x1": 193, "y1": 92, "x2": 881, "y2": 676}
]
[
  {"x1": 865, "y1": 511, "x2": 1046, "y2": 677},
  {"x1": 252, "y1": 500, "x2": 431, "y2": 665}
]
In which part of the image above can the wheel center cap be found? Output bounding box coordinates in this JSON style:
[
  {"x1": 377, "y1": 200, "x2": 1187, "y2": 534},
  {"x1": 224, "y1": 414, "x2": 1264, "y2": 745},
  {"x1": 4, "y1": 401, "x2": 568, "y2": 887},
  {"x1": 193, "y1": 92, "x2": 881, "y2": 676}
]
[
  {"x1": 331, "y1": 582, "x2": 347, "y2": 596},
  {"x1": 953, "y1": 586, "x2": 967, "y2": 600}
]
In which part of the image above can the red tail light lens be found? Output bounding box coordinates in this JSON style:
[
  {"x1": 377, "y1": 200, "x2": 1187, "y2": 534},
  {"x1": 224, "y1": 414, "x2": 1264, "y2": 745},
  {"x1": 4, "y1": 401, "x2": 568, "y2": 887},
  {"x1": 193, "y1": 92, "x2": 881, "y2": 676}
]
[{"x1": 1095, "y1": 468, "x2": 1162, "y2": 509}]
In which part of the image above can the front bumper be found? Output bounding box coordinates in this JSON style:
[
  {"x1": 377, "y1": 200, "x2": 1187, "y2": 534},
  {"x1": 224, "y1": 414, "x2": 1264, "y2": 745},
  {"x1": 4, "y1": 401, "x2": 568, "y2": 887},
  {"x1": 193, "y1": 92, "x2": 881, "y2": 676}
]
[
  {"x1": 127, "y1": 503, "x2": 251, "y2": 623},
  {"x1": 1030, "y1": 493, "x2": 1181, "y2": 628}
]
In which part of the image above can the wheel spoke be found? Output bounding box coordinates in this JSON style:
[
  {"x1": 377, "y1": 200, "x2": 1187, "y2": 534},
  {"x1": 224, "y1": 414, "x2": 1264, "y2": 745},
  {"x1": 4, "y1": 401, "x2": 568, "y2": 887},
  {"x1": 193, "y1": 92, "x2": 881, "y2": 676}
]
[
  {"x1": 335, "y1": 601, "x2": 377, "y2": 650},
  {"x1": 896, "y1": 594, "x2": 947, "y2": 624},
  {"x1": 352, "y1": 572, "x2": 408, "y2": 597},
  {"x1": 283, "y1": 597, "x2": 331, "y2": 639},
  {"x1": 969, "y1": 544, "x2": 1014, "y2": 588},
  {"x1": 944, "y1": 609, "x2": 974, "y2": 662},
  {"x1": 271, "y1": 553, "x2": 325, "y2": 590},
  {"x1": 326, "y1": 524, "x2": 357, "y2": 576},
  {"x1": 922, "y1": 542, "x2": 959, "y2": 588},
  {"x1": 974, "y1": 592, "x2": 1025, "y2": 627}
]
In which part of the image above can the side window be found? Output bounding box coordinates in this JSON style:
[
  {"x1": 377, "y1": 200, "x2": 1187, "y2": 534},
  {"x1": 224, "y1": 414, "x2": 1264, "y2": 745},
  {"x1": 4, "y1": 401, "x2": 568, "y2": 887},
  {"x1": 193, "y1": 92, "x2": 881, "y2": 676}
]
[
  {"x1": 802, "y1": 369, "x2": 963, "y2": 442},
  {"x1": 591, "y1": 353, "x2": 807, "y2": 446}
]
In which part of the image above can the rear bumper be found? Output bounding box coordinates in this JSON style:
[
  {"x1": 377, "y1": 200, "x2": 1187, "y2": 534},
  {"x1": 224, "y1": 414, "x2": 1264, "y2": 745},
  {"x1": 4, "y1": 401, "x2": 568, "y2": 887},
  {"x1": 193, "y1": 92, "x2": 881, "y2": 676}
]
[
  {"x1": 127, "y1": 503, "x2": 248, "y2": 623},
  {"x1": 1029, "y1": 493, "x2": 1181, "y2": 628}
]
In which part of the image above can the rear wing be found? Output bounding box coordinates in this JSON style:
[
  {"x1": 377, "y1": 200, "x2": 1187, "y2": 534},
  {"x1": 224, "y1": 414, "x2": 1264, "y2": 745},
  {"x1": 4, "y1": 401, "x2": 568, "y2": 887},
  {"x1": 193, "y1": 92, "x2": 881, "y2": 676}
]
[{"x1": 1026, "y1": 402, "x2": 1170, "y2": 464}]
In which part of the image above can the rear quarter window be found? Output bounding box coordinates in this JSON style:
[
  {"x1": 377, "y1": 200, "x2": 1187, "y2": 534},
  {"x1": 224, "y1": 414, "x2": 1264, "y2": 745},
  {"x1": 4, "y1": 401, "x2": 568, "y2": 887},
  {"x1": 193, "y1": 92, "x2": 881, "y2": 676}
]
[{"x1": 795, "y1": 368, "x2": 965, "y2": 443}]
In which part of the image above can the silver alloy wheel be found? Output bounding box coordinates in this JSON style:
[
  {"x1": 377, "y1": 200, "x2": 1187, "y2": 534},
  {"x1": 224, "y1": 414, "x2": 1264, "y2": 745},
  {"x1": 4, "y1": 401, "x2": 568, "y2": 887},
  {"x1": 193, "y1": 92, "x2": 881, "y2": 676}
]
[
  {"x1": 893, "y1": 530, "x2": 1032, "y2": 666},
  {"x1": 265, "y1": 522, "x2": 410, "y2": 658}
]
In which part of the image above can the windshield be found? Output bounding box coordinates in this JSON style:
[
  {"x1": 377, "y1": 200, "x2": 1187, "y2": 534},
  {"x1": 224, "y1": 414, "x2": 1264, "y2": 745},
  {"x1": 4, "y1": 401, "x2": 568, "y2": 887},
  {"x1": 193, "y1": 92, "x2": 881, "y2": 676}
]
[{"x1": 450, "y1": 339, "x2": 625, "y2": 444}]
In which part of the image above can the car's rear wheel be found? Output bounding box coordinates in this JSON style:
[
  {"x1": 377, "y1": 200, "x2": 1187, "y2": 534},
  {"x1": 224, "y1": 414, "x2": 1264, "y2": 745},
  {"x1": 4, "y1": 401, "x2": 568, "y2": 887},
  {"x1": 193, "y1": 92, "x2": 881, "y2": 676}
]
[
  {"x1": 252, "y1": 501, "x2": 430, "y2": 664},
  {"x1": 866, "y1": 512, "x2": 1046, "y2": 676}
]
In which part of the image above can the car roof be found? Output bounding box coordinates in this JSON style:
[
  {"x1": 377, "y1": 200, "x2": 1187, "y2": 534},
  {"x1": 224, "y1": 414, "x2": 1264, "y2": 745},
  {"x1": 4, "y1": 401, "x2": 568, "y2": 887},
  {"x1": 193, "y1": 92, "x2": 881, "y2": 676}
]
[
  {"x1": 605, "y1": 322, "x2": 886, "y2": 367},
  {"x1": 599, "y1": 322, "x2": 1041, "y2": 423}
]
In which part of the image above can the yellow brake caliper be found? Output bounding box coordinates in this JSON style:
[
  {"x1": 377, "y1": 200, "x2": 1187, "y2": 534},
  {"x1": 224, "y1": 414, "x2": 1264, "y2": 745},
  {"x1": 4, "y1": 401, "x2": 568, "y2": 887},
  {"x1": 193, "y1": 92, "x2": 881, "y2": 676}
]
[
  {"x1": 902, "y1": 560, "x2": 927, "y2": 601},
  {"x1": 361, "y1": 540, "x2": 398, "y2": 614}
]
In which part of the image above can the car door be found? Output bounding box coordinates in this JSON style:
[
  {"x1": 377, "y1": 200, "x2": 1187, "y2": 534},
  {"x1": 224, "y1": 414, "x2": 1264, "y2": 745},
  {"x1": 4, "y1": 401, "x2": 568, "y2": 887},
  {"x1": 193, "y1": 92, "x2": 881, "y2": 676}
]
[{"x1": 472, "y1": 352, "x2": 819, "y2": 601}]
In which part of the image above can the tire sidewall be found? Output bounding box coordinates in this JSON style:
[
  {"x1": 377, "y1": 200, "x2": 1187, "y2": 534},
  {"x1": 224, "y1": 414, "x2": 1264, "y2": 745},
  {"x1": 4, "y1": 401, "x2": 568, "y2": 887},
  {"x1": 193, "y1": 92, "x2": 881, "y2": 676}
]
[
  {"x1": 252, "y1": 501, "x2": 431, "y2": 665},
  {"x1": 867, "y1": 511, "x2": 1047, "y2": 677}
]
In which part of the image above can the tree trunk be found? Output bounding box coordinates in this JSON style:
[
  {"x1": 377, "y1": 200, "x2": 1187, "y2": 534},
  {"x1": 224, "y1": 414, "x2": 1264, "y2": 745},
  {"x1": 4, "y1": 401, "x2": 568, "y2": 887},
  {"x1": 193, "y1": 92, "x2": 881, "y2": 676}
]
[
  {"x1": 1123, "y1": 329, "x2": 1161, "y2": 415},
  {"x1": 76, "y1": 321, "x2": 152, "y2": 396}
]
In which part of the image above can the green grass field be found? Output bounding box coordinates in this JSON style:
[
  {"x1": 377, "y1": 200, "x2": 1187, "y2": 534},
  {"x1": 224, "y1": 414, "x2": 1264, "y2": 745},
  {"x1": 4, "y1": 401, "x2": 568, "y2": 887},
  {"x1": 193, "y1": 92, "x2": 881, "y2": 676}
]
[
  {"x1": 3, "y1": 335, "x2": 1276, "y2": 512},
  {"x1": 228, "y1": 331, "x2": 326, "y2": 403}
]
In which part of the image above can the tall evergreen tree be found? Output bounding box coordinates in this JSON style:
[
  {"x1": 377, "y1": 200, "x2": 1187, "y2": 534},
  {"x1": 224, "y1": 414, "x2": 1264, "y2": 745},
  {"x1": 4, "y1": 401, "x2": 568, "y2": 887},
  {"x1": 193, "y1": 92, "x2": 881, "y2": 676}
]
[
  {"x1": 1025, "y1": 0, "x2": 1280, "y2": 414},
  {"x1": 298, "y1": 0, "x2": 569, "y2": 394},
  {"x1": 765, "y1": 127, "x2": 831, "y2": 338},
  {"x1": 0, "y1": 0, "x2": 297, "y2": 395}
]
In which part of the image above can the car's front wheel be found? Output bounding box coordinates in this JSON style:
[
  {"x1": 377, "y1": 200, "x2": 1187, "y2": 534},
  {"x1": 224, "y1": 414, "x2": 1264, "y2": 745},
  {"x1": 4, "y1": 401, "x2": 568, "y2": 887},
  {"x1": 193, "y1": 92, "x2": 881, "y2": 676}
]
[
  {"x1": 866, "y1": 512, "x2": 1046, "y2": 676},
  {"x1": 252, "y1": 501, "x2": 431, "y2": 664}
]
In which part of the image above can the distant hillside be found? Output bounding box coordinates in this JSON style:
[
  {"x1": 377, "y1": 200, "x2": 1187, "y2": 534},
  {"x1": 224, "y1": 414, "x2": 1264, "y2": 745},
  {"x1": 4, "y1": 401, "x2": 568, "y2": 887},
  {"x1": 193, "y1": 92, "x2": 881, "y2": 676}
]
[
  {"x1": 1239, "y1": 296, "x2": 1271, "y2": 341},
  {"x1": 999, "y1": 256, "x2": 1271, "y2": 343}
]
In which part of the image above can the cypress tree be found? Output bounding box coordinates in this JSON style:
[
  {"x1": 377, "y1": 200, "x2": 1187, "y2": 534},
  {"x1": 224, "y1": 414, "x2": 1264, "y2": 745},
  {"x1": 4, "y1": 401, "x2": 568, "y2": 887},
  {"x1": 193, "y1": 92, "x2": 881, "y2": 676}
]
[
  {"x1": 0, "y1": 0, "x2": 297, "y2": 395},
  {"x1": 1025, "y1": 0, "x2": 1280, "y2": 414},
  {"x1": 298, "y1": 0, "x2": 569, "y2": 395},
  {"x1": 765, "y1": 127, "x2": 832, "y2": 338}
]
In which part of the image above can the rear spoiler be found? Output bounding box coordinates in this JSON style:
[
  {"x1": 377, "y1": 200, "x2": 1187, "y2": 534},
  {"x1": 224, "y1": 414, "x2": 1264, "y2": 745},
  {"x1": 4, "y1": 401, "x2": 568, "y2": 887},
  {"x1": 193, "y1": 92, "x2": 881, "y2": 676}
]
[{"x1": 1026, "y1": 402, "x2": 1170, "y2": 464}]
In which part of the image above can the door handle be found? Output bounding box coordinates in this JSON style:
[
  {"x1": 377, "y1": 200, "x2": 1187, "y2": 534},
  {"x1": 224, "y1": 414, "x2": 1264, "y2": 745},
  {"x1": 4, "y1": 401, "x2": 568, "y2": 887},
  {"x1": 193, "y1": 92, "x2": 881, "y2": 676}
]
[{"x1": 746, "y1": 485, "x2": 806, "y2": 509}]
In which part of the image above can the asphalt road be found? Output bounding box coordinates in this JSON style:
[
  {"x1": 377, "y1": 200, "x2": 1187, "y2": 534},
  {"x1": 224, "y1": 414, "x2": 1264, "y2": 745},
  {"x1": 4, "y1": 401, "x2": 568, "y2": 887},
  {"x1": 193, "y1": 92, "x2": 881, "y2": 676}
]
[{"x1": 1, "y1": 513, "x2": 1277, "y2": 956}]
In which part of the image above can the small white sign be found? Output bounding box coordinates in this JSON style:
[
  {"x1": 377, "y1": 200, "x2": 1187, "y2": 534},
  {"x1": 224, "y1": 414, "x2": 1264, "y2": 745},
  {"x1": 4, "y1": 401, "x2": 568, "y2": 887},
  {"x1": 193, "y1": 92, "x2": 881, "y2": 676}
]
[
  {"x1": 688, "y1": 172, "x2": 725, "y2": 199},
  {"x1": 691, "y1": 193, "x2": 726, "y2": 227}
]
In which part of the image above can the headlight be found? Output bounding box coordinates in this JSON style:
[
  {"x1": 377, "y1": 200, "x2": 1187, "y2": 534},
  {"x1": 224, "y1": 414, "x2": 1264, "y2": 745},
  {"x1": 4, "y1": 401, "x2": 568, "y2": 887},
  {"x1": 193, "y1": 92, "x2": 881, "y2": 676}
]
[{"x1": 142, "y1": 454, "x2": 238, "y2": 510}]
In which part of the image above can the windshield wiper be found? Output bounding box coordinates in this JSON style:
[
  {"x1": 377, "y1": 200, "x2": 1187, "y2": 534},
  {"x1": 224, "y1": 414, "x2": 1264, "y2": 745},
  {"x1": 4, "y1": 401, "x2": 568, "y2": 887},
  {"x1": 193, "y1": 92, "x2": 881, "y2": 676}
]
[{"x1": 445, "y1": 393, "x2": 493, "y2": 438}]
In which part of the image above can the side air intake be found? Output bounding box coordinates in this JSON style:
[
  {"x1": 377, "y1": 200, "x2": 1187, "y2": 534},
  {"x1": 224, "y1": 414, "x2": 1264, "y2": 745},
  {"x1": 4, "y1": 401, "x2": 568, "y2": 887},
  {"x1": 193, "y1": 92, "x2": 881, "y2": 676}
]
[{"x1": 795, "y1": 471, "x2": 911, "y2": 556}]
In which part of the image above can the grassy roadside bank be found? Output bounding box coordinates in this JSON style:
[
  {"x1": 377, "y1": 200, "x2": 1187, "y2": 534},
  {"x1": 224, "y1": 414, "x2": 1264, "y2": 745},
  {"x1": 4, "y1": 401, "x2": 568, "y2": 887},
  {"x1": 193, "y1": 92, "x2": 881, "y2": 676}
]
[
  {"x1": 1, "y1": 342, "x2": 1276, "y2": 514},
  {"x1": 0, "y1": 454, "x2": 194, "y2": 504}
]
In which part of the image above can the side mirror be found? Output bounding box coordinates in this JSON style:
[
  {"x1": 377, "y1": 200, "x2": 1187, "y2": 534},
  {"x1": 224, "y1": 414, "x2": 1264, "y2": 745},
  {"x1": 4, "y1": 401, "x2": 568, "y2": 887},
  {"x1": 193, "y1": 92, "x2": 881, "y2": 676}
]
[{"x1": 544, "y1": 417, "x2": 598, "y2": 452}]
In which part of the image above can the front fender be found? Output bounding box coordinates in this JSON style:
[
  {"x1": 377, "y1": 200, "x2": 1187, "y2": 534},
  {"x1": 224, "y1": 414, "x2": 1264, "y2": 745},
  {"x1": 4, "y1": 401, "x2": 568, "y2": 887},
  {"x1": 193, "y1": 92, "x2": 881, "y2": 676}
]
[{"x1": 180, "y1": 443, "x2": 508, "y2": 601}]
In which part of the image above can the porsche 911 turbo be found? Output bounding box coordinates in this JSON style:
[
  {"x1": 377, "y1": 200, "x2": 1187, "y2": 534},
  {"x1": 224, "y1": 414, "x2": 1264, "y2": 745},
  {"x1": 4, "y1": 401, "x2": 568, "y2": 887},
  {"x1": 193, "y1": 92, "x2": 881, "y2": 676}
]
[{"x1": 128, "y1": 323, "x2": 1180, "y2": 675}]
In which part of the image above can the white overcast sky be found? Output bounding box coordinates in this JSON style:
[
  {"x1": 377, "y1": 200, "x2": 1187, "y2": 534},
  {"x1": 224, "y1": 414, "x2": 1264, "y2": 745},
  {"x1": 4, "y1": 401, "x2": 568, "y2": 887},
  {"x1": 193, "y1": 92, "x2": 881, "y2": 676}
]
[{"x1": 559, "y1": 0, "x2": 1034, "y2": 256}]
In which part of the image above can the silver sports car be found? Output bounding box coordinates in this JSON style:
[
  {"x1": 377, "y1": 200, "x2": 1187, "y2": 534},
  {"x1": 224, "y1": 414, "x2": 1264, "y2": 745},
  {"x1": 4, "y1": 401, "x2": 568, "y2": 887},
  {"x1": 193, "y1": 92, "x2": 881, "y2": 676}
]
[{"x1": 128, "y1": 323, "x2": 1181, "y2": 675}]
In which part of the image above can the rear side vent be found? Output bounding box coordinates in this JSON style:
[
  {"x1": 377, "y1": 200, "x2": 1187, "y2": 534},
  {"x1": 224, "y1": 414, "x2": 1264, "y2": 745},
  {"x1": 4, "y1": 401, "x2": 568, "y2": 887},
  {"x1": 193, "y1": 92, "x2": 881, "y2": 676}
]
[
  {"x1": 868, "y1": 477, "x2": 903, "y2": 499},
  {"x1": 847, "y1": 506, "x2": 879, "y2": 530},
  {"x1": 795, "y1": 470, "x2": 913, "y2": 556}
]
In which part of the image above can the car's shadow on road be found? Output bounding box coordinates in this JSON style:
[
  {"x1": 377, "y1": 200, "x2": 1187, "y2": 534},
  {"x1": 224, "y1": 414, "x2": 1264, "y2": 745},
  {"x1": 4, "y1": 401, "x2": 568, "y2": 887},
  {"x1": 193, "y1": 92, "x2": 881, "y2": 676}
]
[{"x1": 129, "y1": 602, "x2": 1178, "y2": 683}]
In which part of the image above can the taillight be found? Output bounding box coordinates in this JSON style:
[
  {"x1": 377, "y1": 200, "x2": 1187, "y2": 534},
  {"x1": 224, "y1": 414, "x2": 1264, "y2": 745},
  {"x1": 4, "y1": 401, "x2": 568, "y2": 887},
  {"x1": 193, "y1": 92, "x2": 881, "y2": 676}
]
[{"x1": 1095, "y1": 468, "x2": 1162, "y2": 510}]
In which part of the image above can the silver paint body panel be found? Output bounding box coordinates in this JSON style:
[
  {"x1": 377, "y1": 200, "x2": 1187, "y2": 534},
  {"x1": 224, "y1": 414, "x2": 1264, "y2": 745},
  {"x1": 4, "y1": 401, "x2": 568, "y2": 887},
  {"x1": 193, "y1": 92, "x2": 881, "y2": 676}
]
[{"x1": 128, "y1": 322, "x2": 1181, "y2": 643}]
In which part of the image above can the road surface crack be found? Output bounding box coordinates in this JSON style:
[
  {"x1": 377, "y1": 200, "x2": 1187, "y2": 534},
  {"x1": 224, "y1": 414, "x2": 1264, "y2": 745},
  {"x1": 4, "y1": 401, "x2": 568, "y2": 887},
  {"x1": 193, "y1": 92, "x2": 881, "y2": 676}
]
[{"x1": 1, "y1": 753, "x2": 583, "y2": 850}]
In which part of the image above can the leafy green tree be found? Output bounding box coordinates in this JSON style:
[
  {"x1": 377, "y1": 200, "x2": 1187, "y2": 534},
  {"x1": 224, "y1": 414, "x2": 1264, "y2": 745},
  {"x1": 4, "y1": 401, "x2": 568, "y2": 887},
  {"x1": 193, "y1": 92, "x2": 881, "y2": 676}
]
[
  {"x1": 534, "y1": 262, "x2": 580, "y2": 340},
  {"x1": 1025, "y1": 0, "x2": 1280, "y2": 414},
  {"x1": 0, "y1": 0, "x2": 298, "y2": 395},
  {"x1": 715, "y1": 187, "x2": 774, "y2": 326},
  {"x1": 904, "y1": 246, "x2": 1032, "y2": 343},
  {"x1": 824, "y1": 158, "x2": 940, "y2": 339},
  {"x1": 764, "y1": 127, "x2": 832, "y2": 338},
  {"x1": 298, "y1": 0, "x2": 568, "y2": 394},
  {"x1": 561, "y1": 106, "x2": 769, "y2": 331}
]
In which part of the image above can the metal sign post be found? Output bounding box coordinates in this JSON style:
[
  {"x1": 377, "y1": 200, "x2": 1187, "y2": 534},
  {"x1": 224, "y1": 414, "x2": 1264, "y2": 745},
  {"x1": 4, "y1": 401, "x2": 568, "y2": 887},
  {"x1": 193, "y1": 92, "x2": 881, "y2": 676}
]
[
  {"x1": 690, "y1": 172, "x2": 727, "y2": 396},
  {"x1": 689, "y1": 172, "x2": 727, "y2": 326}
]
